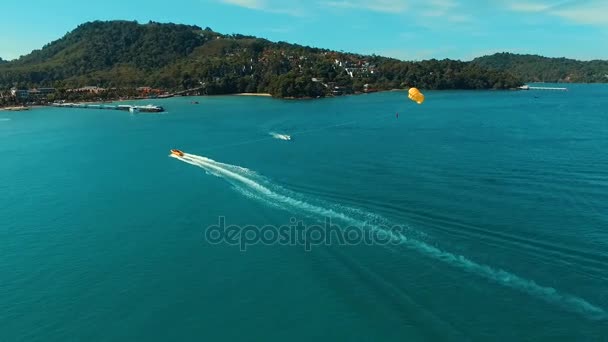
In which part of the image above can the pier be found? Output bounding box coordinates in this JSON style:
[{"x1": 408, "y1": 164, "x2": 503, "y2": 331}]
[
  {"x1": 518, "y1": 85, "x2": 568, "y2": 91},
  {"x1": 51, "y1": 103, "x2": 165, "y2": 112}
]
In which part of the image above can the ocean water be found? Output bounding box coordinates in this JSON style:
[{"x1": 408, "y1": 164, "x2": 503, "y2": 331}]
[{"x1": 1, "y1": 85, "x2": 607, "y2": 341}]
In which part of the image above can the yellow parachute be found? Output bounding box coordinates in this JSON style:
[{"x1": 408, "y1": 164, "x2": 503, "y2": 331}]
[{"x1": 408, "y1": 87, "x2": 425, "y2": 104}]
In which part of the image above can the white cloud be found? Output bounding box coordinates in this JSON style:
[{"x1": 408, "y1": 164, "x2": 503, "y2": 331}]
[
  {"x1": 220, "y1": 0, "x2": 264, "y2": 9},
  {"x1": 219, "y1": 0, "x2": 471, "y2": 23},
  {"x1": 426, "y1": 0, "x2": 457, "y2": 11},
  {"x1": 552, "y1": 4, "x2": 608, "y2": 25},
  {"x1": 324, "y1": 0, "x2": 408, "y2": 13},
  {"x1": 419, "y1": 0, "x2": 472, "y2": 24},
  {"x1": 508, "y1": 2, "x2": 550, "y2": 12},
  {"x1": 218, "y1": 0, "x2": 306, "y2": 16},
  {"x1": 508, "y1": 0, "x2": 608, "y2": 26},
  {"x1": 222, "y1": 0, "x2": 409, "y2": 14}
]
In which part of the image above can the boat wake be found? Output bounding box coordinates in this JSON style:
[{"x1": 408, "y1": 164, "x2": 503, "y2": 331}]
[
  {"x1": 171, "y1": 152, "x2": 607, "y2": 321},
  {"x1": 0, "y1": 118, "x2": 11, "y2": 121},
  {"x1": 269, "y1": 132, "x2": 292, "y2": 141}
]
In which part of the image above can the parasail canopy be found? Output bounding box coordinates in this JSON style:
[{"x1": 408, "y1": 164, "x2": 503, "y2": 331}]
[{"x1": 408, "y1": 87, "x2": 425, "y2": 104}]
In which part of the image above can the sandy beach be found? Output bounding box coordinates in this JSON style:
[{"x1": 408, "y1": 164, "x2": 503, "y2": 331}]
[
  {"x1": 0, "y1": 106, "x2": 32, "y2": 111},
  {"x1": 232, "y1": 93, "x2": 272, "y2": 97}
]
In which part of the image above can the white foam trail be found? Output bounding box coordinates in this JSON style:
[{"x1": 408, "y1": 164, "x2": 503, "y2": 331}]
[
  {"x1": 269, "y1": 132, "x2": 291, "y2": 141},
  {"x1": 173, "y1": 153, "x2": 607, "y2": 321},
  {"x1": 0, "y1": 118, "x2": 11, "y2": 121},
  {"x1": 178, "y1": 154, "x2": 358, "y2": 223}
]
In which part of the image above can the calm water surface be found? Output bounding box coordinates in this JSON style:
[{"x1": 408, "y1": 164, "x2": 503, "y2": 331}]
[{"x1": 1, "y1": 85, "x2": 607, "y2": 340}]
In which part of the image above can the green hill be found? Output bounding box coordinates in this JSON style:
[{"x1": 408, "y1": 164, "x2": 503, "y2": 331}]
[
  {"x1": 0, "y1": 21, "x2": 208, "y2": 88},
  {"x1": 0, "y1": 20, "x2": 523, "y2": 98},
  {"x1": 472, "y1": 52, "x2": 608, "y2": 83}
]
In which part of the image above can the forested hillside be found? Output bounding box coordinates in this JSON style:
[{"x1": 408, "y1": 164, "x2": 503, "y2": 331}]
[
  {"x1": 0, "y1": 20, "x2": 525, "y2": 98},
  {"x1": 472, "y1": 52, "x2": 608, "y2": 83}
]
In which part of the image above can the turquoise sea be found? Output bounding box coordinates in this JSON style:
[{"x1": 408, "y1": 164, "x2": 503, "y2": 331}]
[{"x1": 1, "y1": 85, "x2": 607, "y2": 341}]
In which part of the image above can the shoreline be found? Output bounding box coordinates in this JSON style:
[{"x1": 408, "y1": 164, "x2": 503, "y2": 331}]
[
  {"x1": 0, "y1": 87, "x2": 527, "y2": 111},
  {"x1": 0, "y1": 105, "x2": 46, "y2": 111},
  {"x1": 0, "y1": 106, "x2": 31, "y2": 111},
  {"x1": 231, "y1": 92, "x2": 272, "y2": 97}
]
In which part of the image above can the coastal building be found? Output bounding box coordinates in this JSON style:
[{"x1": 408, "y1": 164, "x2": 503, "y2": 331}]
[
  {"x1": 28, "y1": 88, "x2": 56, "y2": 99},
  {"x1": 27, "y1": 89, "x2": 41, "y2": 98},
  {"x1": 39, "y1": 88, "x2": 56, "y2": 95},
  {"x1": 332, "y1": 86, "x2": 347, "y2": 95},
  {"x1": 10, "y1": 87, "x2": 55, "y2": 99},
  {"x1": 10, "y1": 88, "x2": 29, "y2": 98},
  {"x1": 68, "y1": 86, "x2": 106, "y2": 94}
]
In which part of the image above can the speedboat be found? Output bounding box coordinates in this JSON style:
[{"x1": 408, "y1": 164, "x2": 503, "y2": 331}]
[{"x1": 170, "y1": 149, "x2": 184, "y2": 157}]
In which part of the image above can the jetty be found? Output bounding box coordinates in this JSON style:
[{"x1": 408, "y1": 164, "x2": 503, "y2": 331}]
[
  {"x1": 173, "y1": 86, "x2": 205, "y2": 96},
  {"x1": 518, "y1": 85, "x2": 568, "y2": 91},
  {"x1": 51, "y1": 103, "x2": 164, "y2": 113}
]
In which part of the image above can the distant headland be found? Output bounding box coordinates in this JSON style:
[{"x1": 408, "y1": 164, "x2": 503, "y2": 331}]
[{"x1": 1, "y1": 20, "x2": 607, "y2": 106}]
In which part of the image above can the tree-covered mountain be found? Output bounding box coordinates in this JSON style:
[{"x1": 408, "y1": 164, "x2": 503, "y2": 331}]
[
  {"x1": 472, "y1": 52, "x2": 608, "y2": 83},
  {"x1": 0, "y1": 20, "x2": 524, "y2": 98},
  {"x1": 1, "y1": 21, "x2": 208, "y2": 88},
  {"x1": 0, "y1": 57, "x2": 7, "y2": 64}
]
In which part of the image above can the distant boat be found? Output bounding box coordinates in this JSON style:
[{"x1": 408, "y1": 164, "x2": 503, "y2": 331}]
[
  {"x1": 129, "y1": 107, "x2": 139, "y2": 113},
  {"x1": 138, "y1": 104, "x2": 164, "y2": 112},
  {"x1": 518, "y1": 84, "x2": 567, "y2": 91}
]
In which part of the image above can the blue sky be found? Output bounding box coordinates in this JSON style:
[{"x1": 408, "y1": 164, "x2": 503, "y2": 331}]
[{"x1": 1, "y1": 0, "x2": 606, "y2": 61}]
